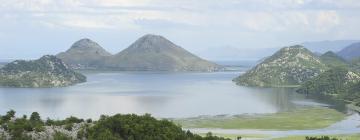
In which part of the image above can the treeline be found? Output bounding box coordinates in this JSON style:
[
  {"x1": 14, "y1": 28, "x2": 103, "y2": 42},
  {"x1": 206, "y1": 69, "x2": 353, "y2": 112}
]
[{"x1": 0, "y1": 110, "x2": 230, "y2": 140}]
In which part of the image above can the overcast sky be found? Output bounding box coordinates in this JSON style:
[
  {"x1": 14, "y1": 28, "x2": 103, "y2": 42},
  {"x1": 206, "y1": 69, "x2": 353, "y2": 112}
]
[{"x1": 0, "y1": 0, "x2": 360, "y2": 59}]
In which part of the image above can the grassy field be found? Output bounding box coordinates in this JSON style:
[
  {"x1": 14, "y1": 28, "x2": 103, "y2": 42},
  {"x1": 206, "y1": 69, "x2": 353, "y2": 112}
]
[
  {"x1": 197, "y1": 133, "x2": 360, "y2": 140},
  {"x1": 272, "y1": 133, "x2": 360, "y2": 140},
  {"x1": 198, "y1": 133, "x2": 269, "y2": 139},
  {"x1": 174, "y1": 107, "x2": 345, "y2": 130}
]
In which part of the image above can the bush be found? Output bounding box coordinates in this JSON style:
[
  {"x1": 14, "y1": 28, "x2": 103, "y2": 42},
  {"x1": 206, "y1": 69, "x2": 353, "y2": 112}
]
[
  {"x1": 64, "y1": 123, "x2": 73, "y2": 131},
  {"x1": 81, "y1": 113, "x2": 230, "y2": 140},
  {"x1": 1, "y1": 110, "x2": 15, "y2": 123},
  {"x1": 53, "y1": 131, "x2": 72, "y2": 140},
  {"x1": 45, "y1": 116, "x2": 83, "y2": 126}
]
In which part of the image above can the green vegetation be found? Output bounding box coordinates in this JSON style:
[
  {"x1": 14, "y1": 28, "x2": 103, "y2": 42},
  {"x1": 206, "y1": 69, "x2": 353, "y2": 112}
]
[
  {"x1": 234, "y1": 45, "x2": 327, "y2": 87},
  {"x1": 350, "y1": 57, "x2": 360, "y2": 72},
  {"x1": 174, "y1": 107, "x2": 345, "y2": 130},
  {"x1": 0, "y1": 110, "x2": 230, "y2": 140},
  {"x1": 53, "y1": 131, "x2": 72, "y2": 140},
  {"x1": 297, "y1": 67, "x2": 360, "y2": 107},
  {"x1": 77, "y1": 114, "x2": 230, "y2": 140},
  {"x1": 46, "y1": 116, "x2": 84, "y2": 126},
  {"x1": 319, "y1": 51, "x2": 348, "y2": 68},
  {"x1": 0, "y1": 55, "x2": 86, "y2": 88},
  {"x1": 0, "y1": 110, "x2": 44, "y2": 139}
]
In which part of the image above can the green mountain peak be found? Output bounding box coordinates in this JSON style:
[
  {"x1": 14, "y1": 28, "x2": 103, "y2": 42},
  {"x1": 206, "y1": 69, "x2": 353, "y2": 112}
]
[{"x1": 234, "y1": 45, "x2": 327, "y2": 87}]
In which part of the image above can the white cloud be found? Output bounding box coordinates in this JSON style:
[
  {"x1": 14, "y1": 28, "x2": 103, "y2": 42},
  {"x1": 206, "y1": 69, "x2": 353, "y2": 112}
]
[
  {"x1": 0, "y1": 0, "x2": 358, "y2": 36},
  {"x1": 312, "y1": 11, "x2": 339, "y2": 32}
]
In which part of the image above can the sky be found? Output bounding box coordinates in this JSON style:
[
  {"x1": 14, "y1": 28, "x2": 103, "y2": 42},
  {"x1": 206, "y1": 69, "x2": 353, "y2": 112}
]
[{"x1": 0, "y1": 0, "x2": 360, "y2": 59}]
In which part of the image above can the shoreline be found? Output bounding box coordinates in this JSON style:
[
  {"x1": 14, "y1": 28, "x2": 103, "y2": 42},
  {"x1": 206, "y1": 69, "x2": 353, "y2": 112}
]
[{"x1": 347, "y1": 104, "x2": 360, "y2": 112}]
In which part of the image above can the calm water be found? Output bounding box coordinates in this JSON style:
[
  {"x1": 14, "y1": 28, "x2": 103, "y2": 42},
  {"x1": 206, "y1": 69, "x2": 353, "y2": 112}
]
[{"x1": 0, "y1": 70, "x2": 326, "y2": 119}]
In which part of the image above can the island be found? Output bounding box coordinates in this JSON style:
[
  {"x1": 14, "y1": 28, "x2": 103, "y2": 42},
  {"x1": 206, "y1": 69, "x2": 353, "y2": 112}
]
[
  {"x1": 57, "y1": 34, "x2": 222, "y2": 72},
  {"x1": 0, "y1": 55, "x2": 86, "y2": 88}
]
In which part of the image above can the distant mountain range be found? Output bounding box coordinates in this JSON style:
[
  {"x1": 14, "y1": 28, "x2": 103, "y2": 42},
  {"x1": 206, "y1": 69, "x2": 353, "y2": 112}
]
[
  {"x1": 57, "y1": 34, "x2": 221, "y2": 72},
  {"x1": 301, "y1": 40, "x2": 359, "y2": 54},
  {"x1": 337, "y1": 42, "x2": 360, "y2": 61},
  {"x1": 195, "y1": 40, "x2": 359, "y2": 61}
]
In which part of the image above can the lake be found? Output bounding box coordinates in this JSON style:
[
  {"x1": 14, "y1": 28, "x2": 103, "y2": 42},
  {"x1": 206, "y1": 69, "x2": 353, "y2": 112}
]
[{"x1": 0, "y1": 70, "x2": 337, "y2": 119}]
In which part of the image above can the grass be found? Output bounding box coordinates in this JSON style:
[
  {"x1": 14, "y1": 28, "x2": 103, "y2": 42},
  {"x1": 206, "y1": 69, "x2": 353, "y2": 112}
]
[
  {"x1": 198, "y1": 133, "x2": 269, "y2": 139},
  {"x1": 197, "y1": 133, "x2": 360, "y2": 140},
  {"x1": 272, "y1": 133, "x2": 360, "y2": 140},
  {"x1": 174, "y1": 107, "x2": 346, "y2": 130}
]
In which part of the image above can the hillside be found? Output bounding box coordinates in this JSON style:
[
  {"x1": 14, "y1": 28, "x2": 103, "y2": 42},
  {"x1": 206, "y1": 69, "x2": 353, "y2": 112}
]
[
  {"x1": 297, "y1": 67, "x2": 360, "y2": 107},
  {"x1": 0, "y1": 55, "x2": 86, "y2": 88},
  {"x1": 105, "y1": 34, "x2": 221, "y2": 71},
  {"x1": 233, "y1": 45, "x2": 327, "y2": 87},
  {"x1": 57, "y1": 38, "x2": 111, "y2": 69},
  {"x1": 297, "y1": 67, "x2": 360, "y2": 95},
  {"x1": 320, "y1": 51, "x2": 348, "y2": 68},
  {"x1": 337, "y1": 42, "x2": 360, "y2": 61},
  {"x1": 351, "y1": 58, "x2": 360, "y2": 72}
]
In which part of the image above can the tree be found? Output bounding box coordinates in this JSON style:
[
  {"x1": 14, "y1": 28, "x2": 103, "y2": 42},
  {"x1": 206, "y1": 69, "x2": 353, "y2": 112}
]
[
  {"x1": 1, "y1": 110, "x2": 15, "y2": 123},
  {"x1": 30, "y1": 112, "x2": 41, "y2": 122}
]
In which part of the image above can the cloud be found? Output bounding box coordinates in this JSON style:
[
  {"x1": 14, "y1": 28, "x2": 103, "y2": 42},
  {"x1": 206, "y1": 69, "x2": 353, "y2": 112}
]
[
  {"x1": 314, "y1": 11, "x2": 340, "y2": 32},
  {"x1": 0, "y1": 0, "x2": 358, "y2": 38}
]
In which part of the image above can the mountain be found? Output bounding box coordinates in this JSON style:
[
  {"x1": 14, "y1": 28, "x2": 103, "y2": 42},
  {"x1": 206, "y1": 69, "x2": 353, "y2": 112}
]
[
  {"x1": 337, "y1": 42, "x2": 360, "y2": 61},
  {"x1": 0, "y1": 55, "x2": 86, "y2": 88},
  {"x1": 296, "y1": 67, "x2": 360, "y2": 107},
  {"x1": 105, "y1": 34, "x2": 221, "y2": 71},
  {"x1": 320, "y1": 51, "x2": 348, "y2": 68},
  {"x1": 301, "y1": 40, "x2": 359, "y2": 53},
  {"x1": 57, "y1": 38, "x2": 111, "y2": 69},
  {"x1": 233, "y1": 45, "x2": 327, "y2": 87},
  {"x1": 297, "y1": 67, "x2": 360, "y2": 95}
]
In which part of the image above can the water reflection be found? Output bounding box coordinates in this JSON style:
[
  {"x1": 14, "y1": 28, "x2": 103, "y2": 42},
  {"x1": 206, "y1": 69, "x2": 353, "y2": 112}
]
[{"x1": 0, "y1": 72, "x2": 328, "y2": 119}]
